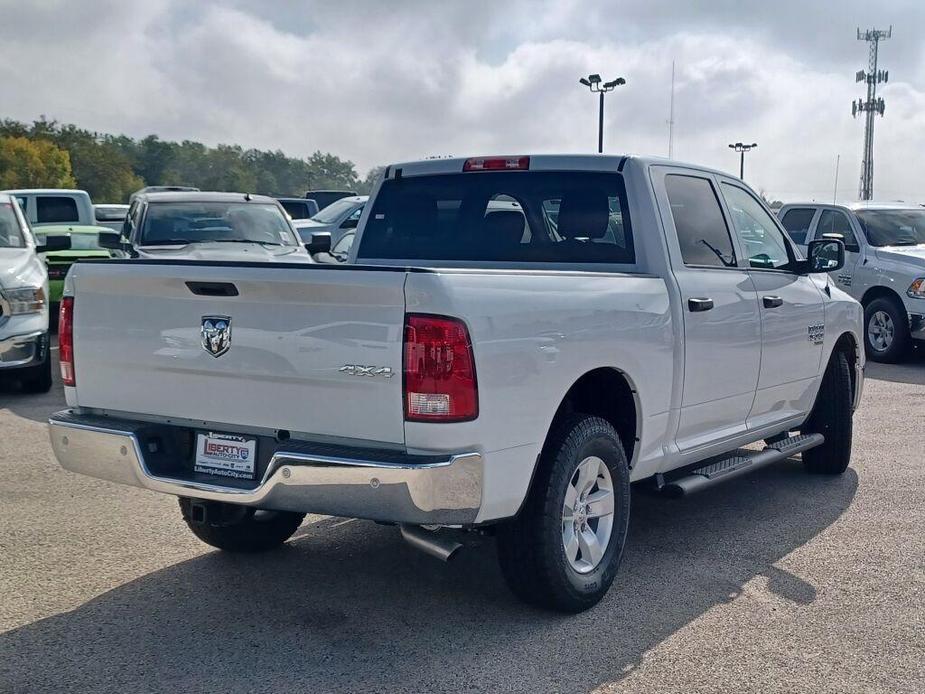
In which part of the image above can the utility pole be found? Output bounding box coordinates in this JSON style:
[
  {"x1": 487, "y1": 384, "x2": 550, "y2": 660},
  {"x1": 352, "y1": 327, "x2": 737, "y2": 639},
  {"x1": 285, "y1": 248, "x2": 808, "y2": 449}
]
[
  {"x1": 728, "y1": 142, "x2": 757, "y2": 179},
  {"x1": 667, "y1": 61, "x2": 676, "y2": 158},
  {"x1": 579, "y1": 74, "x2": 626, "y2": 153},
  {"x1": 853, "y1": 26, "x2": 891, "y2": 200},
  {"x1": 833, "y1": 154, "x2": 841, "y2": 204}
]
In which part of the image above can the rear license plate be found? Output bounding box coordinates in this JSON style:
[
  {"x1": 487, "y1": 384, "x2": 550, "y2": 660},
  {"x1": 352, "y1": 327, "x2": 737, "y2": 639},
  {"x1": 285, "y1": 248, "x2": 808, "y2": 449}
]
[{"x1": 194, "y1": 432, "x2": 257, "y2": 480}]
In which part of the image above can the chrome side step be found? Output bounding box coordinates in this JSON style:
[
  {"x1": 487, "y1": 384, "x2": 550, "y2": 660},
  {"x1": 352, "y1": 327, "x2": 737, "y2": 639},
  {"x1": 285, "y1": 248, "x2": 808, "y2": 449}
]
[{"x1": 662, "y1": 433, "x2": 825, "y2": 498}]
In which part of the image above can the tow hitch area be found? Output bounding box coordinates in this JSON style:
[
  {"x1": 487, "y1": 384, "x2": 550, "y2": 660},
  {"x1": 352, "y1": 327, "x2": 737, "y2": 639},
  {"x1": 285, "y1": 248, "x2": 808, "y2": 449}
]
[{"x1": 179, "y1": 498, "x2": 250, "y2": 526}]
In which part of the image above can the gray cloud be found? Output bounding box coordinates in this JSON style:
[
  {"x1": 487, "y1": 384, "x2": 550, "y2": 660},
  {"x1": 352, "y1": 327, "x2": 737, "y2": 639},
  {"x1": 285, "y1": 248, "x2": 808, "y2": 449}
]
[{"x1": 0, "y1": 0, "x2": 921, "y2": 201}]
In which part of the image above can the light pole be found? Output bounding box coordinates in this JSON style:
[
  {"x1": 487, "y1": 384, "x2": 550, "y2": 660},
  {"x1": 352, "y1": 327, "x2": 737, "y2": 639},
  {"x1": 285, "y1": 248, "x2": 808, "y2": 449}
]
[
  {"x1": 579, "y1": 74, "x2": 626, "y2": 153},
  {"x1": 728, "y1": 142, "x2": 757, "y2": 179}
]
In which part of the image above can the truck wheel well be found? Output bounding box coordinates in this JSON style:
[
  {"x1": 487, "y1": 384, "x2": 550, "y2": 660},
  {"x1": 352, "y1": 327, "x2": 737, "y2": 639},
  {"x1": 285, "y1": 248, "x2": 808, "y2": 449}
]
[
  {"x1": 546, "y1": 368, "x2": 638, "y2": 466},
  {"x1": 860, "y1": 286, "x2": 907, "y2": 316}
]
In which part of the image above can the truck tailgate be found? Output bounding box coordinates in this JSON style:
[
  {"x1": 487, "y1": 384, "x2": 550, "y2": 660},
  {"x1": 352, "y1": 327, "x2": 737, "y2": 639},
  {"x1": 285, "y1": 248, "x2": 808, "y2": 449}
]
[{"x1": 69, "y1": 262, "x2": 407, "y2": 445}]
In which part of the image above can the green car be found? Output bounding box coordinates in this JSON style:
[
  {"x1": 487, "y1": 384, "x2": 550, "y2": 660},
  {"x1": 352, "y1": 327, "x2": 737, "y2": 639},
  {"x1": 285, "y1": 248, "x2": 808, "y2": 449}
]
[{"x1": 33, "y1": 225, "x2": 120, "y2": 303}]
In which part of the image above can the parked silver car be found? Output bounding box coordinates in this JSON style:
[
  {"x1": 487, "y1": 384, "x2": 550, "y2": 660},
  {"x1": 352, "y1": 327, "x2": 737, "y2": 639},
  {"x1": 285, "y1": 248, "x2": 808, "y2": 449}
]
[
  {"x1": 293, "y1": 195, "x2": 367, "y2": 248},
  {"x1": 779, "y1": 201, "x2": 925, "y2": 361}
]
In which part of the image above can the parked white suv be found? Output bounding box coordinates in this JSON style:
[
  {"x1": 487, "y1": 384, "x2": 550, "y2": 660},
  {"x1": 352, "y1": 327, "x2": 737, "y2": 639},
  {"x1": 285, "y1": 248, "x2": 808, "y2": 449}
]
[
  {"x1": 49, "y1": 155, "x2": 862, "y2": 611},
  {"x1": 779, "y1": 202, "x2": 925, "y2": 362}
]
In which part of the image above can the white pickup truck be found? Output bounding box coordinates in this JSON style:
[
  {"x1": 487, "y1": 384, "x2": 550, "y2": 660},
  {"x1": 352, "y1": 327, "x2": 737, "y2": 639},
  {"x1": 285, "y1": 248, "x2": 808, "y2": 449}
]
[
  {"x1": 49, "y1": 155, "x2": 863, "y2": 612},
  {"x1": 779, "y1": 201, "x2": 925, "y2": 362}
]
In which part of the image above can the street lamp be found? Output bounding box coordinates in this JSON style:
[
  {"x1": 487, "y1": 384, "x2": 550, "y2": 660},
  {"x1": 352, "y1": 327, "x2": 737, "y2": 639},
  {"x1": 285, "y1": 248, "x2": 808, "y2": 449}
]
[
  {"x1": 728, "y1": 142, "x2": 757, "y2": 179},
  {"x1": 579, "y1": 73, "x2": 626, "y2": 153}
]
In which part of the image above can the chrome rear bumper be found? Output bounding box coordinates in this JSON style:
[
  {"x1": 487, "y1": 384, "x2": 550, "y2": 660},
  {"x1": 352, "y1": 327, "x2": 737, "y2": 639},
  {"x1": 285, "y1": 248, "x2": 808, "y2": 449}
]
[{"x1": 48, "y1": 411, "x2": 483, "y2": 524}]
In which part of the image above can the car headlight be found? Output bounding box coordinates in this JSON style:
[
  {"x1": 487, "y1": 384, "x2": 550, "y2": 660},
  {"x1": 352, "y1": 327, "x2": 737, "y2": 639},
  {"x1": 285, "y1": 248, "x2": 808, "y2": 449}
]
[
  {"x1": 1, "y1": 286, "x2": 46, "y2": 314},
  {"x1": 908, "y1": 278, "x2": 925, "y2": 299}
]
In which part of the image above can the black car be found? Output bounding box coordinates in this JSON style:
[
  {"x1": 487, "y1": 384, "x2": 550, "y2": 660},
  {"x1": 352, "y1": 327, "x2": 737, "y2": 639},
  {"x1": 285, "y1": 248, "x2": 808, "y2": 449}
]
[
  {"x1": 275, "y1": 197, "x2": 320, "y2": 220},
  {"x1": 303, "y1": 190, "x2": 357, "y2": 210}
]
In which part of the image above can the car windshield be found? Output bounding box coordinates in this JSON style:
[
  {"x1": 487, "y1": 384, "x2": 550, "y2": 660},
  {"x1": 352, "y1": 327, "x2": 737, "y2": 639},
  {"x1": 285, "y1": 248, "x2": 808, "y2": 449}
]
[
  {"x1": 855, "y1": 209, "x2": 925, "y2": 247},
  {"x1": 0, "y1": 202, "x2": 26, "y2": 248},
  {"x1": 311, "y1": 199, "x2": 358, "y2": 224},
  {"x1": 140, "y1": 202, "x2": 298, "y2": 246}
]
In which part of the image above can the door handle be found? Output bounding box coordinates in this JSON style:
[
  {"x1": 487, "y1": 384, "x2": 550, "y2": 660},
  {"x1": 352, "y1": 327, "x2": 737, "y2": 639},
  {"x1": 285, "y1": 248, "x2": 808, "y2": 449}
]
[
  {"x1": 763, "y1": 296, "x2": 783, "y2": 308},
  {"x1": 688, "y1": 298, "x2": 714, "y2": 312}
]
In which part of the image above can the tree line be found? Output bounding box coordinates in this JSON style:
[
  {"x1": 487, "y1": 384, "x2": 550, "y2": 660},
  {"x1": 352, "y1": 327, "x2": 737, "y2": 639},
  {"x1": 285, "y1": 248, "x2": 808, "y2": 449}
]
[{"x1": 0, "y1": 117, "x2": 384, "y2": 203}]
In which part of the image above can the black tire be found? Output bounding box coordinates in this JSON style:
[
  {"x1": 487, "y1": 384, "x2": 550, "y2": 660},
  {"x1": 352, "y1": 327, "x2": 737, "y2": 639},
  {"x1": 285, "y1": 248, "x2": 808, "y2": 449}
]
[
  {"x1": 801, "y1": 350, "x2": 853, "y2": 475},
  {"x1": 19, "y1": 354, "x2": 53, "y2": 394},
  {"x1": 179, "y1": 498, "x2": 305, "y2": 552},
  {"x1": 864, "y1": 296, "x2": 910, "y2": 363},
  {"x1": 496, "y1": 414, "x2": 631, "y2": 613}
]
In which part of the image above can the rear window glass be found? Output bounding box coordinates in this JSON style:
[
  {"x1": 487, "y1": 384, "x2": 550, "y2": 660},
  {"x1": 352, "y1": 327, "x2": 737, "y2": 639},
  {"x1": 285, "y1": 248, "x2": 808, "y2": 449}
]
[
  {"x1": 36, "y1": 196, "x2": 79, "y2": 224},
  {"x1": 140, "y1": 202, "x2": 298, "y2": 246},
  {"x1": 357, "y1": 172, "x2": 634, "y2": 264},
  {"x1": 280, "y1": 200, "x2": 310, "y2": 219}
]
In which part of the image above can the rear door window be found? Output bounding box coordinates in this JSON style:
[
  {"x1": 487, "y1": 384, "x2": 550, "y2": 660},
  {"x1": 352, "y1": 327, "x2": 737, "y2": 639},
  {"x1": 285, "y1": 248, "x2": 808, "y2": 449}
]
[
  {"x1": 780, "y1": 208, "x2": 816, "y2": 245},
  {"x1": 357, "y1": 171, "x2": 633, "y2": 264},
  {"x1": 36, "y1": 196, "x2": 79, "y2": 223},
  {"x1": 664, "y1": 175, "x2": 736, "y2": 268}
]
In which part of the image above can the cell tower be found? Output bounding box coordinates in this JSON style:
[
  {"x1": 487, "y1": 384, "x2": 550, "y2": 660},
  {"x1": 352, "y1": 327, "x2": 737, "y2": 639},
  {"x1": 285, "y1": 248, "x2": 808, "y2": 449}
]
[{"x1": 852, "y1": 26, "x2": 891, "y2": 200}]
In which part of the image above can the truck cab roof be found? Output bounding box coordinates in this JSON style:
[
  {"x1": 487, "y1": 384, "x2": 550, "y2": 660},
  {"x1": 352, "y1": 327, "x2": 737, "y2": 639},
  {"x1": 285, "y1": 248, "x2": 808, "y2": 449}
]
[{"x1": 382, "y1": 153, "x2": 731, "y2": 179}]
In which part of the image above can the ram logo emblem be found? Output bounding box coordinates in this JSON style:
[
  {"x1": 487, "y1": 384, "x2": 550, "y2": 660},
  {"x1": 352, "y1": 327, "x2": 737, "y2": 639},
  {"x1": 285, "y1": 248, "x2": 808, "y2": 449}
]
[
  {"x1": 201, "y1": 316, "x2": 232, "y2": 357},
  {"x1": 340, "y1": 364, "x2": 394, "y2": 379}
]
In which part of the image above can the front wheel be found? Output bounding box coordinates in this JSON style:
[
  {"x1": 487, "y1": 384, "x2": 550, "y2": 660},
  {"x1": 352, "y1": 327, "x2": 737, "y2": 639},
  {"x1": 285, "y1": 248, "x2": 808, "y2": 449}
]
[
  {"x1": 864, "y1": 296, "x2": 910, "y2": 363},
  {"x1": 179, "y1": 498, "x2": 305, "y2": 552},
  {"x1": 801, "y1": 350, "x2": 853, "y2": 475},
  {"x1": 496, "y1": 415, "x2": 631, "y2": 613}
]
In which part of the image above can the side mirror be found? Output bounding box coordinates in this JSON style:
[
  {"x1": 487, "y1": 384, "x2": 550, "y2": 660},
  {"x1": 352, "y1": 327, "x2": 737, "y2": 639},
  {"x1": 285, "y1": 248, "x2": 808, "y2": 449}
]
[
  {"x1": 804, "y1": 238, "x2": 845, "y2": 274},
  {"x1": 97, "y1": 232, "x2": 124, "y2": 250},
  {"x1": 304, "y1": 231, "x2": 331, "y2": 255},
  {"x1": 35, "y1": 235, "x2": 71, "y2": 253}
]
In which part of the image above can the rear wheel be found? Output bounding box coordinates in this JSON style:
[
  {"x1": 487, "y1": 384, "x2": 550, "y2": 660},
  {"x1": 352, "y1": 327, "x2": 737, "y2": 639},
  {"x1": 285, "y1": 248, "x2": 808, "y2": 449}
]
[
  {"x1": 179, "y1": 498, "x2": 305, "y2": 552},
  {"x1": 801, "y1": 350, "x2": 853, "y2": 475},
  {"x1": 496, "y1": 415, "x2": 631, "y2": 613},
  {"x1": 864, "y1": 296, "x2": 910, "y2": 363}
]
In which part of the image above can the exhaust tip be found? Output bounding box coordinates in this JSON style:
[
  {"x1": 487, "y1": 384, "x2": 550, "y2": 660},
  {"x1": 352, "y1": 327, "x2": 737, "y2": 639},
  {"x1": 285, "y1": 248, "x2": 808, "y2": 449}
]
[{"x1": 400, "y1": 524, "x2": 463, "y2": 562}]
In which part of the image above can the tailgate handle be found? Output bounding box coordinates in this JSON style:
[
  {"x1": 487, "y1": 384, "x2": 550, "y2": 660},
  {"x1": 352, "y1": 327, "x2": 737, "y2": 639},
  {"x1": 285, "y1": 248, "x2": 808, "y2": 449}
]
[{"x1": 185, "y1": 281, "x2": 239, "y2": 297}]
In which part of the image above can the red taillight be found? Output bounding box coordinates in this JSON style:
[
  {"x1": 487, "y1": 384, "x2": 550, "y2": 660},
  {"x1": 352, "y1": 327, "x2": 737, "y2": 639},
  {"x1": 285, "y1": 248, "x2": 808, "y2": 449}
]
[
  {"x1": 403, "y1": 314, "x2": 478, "y2": 422},
  {"x1": 59, "y1": 297, "x2": 75, "y2": 386},
  {"x1": 463, "y1": 156, "x2": 530, "y2": 172}
]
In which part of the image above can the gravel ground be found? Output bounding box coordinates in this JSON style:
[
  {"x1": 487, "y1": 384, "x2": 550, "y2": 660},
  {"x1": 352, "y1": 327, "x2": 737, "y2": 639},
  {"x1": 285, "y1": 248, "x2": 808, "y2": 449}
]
[{"x1": 0, "y1": 348, "x2": 923, "y2": 693}]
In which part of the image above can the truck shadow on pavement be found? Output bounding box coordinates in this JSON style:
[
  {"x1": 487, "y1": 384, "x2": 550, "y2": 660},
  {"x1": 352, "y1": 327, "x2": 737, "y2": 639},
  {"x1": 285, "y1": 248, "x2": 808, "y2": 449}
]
[{"x1": 0, "y1": 463, "x2": 858, "y2": 693}]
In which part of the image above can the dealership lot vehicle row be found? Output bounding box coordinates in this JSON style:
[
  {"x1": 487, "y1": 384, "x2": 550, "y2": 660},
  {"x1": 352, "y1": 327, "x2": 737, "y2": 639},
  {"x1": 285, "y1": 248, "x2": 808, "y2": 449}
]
[{"x1": 1, "y1": 355, "x2": 923, "y2": 693}]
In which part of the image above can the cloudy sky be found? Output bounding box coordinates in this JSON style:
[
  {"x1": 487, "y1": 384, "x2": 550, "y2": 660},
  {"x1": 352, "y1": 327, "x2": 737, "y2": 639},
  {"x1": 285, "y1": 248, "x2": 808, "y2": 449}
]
[{"x1": 1, "y1": 0, "x2": 923, "y2": 201}]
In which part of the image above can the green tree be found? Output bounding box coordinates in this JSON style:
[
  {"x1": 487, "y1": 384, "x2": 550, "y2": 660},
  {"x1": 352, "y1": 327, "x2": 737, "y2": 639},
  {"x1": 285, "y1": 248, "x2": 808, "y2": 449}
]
[
  {"x1": 0, "y1": 136, "x2": 76, "y2": 189},
  {"x1": 0, "y1": 116, "x2": 363, "y2": 201},
  {"x1": 358, "y1": 165, "x2": 386, "y2": 194},
  {"x1": 305, "y1": 151, "x2": 361, "y2": 191}
]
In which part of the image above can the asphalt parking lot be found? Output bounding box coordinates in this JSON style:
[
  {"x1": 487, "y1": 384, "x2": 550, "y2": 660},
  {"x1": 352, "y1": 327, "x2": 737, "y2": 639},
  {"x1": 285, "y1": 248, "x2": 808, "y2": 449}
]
[{"x1": 1, "y1": 348, "x2": 923, "y2": 693}]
